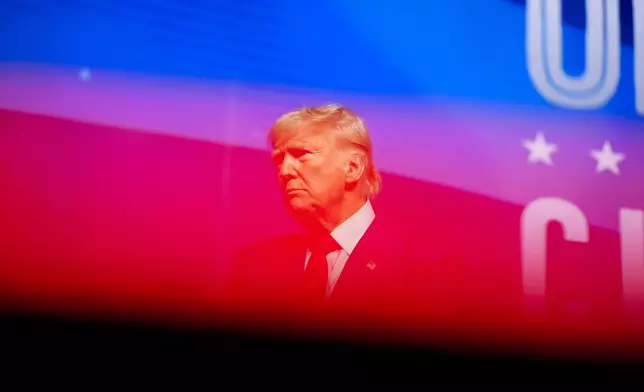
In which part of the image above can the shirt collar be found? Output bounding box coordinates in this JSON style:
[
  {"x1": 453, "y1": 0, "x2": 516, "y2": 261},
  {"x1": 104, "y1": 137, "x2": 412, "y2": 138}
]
[{"x1": 329, "y1": 200, "x2": 376, "y2": 255}]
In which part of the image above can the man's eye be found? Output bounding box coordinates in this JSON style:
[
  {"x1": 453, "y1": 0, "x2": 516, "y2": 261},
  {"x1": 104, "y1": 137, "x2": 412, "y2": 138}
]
[{"x1": 291, "y1": 149, "x2": 311, "y2": 158}]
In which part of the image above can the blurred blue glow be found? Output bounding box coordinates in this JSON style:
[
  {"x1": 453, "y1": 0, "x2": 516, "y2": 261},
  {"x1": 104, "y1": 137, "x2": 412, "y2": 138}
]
[{"x1": 0, "y1": 0, "x2": 640, "y2": 121}]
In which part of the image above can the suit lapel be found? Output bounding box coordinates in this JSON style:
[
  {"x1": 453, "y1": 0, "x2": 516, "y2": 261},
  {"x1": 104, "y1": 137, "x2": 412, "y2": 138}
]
[
  {"x1": 329, "y1": 216, "x2": 391, "y2": 301},
  {"x1": 281, "y1": 234, "x2": 308, "y2": 283}
]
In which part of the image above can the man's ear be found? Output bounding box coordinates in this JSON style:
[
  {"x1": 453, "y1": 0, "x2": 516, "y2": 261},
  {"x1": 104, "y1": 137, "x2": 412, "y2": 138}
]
[{"x1": 345, "y1": 152, "x2": 367, "y2": 185}]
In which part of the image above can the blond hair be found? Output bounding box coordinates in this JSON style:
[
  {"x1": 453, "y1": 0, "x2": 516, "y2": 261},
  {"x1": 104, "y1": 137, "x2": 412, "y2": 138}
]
[{"x1": 268, "y1": 103, "x2": 382, "y2": 197}]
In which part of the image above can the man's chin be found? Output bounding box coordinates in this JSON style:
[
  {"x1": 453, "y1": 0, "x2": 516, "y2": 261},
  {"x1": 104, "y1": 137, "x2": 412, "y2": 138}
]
[
  {"x1": 285, "y1": 198, "x2": 309, "y2": 212},
  {"x1": 284, "y1": 196, "x2": 314, "y2": 216}
]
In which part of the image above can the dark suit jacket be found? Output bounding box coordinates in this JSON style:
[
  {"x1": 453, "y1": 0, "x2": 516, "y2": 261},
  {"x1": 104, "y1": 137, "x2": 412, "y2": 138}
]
[{"x1": 226, "y1": 208, "x2": 473, "y2": 337}]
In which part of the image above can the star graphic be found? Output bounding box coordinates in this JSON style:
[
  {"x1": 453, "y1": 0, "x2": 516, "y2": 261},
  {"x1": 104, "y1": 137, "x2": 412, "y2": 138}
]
[
  {"x1": 591, "y1": 141, "x2": 625, "y2": 175},
  {"x1": 522, "y1": 132, "x2": 557, "y2": 165},
  {"x1": 79, "y1": 68, "x2": 92, "y2": 82}
]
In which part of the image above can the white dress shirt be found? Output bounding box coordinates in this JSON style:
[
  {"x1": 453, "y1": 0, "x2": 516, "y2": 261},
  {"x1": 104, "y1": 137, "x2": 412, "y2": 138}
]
[{"x1": 303, "y1": 200, "x2": 376, "y2": 298}]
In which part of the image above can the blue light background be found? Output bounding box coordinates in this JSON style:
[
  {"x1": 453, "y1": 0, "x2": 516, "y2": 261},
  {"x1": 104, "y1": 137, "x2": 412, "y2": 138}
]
[{"x1": 0, "y1": 0, "x2": 640, "y2": 120}]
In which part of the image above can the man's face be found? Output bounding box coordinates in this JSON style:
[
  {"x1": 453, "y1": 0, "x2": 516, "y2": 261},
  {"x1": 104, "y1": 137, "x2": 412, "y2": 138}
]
[{"x1": 271, "y1": 128, "x2": 347, "y2": 218}]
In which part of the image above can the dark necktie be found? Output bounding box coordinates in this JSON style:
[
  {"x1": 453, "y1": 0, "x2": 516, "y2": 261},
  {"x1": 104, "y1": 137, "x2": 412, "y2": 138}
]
[{"x1": 302, "y1": 234, "x2": 341, "y2": 305}]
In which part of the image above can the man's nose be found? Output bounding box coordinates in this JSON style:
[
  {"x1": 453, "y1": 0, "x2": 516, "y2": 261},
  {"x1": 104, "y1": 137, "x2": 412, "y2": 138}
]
[{"x1": 278, "y1": 156, "x2": 297, "y2": 180}]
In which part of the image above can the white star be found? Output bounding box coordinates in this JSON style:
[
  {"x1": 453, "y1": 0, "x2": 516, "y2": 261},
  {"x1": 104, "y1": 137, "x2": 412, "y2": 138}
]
[
  {"x1": 522, "y1": 132, "x2": 557, "y2": 165},
  {"x1": 591, "y1": 141, "x2": 625, "y2": 175},
  {"x1": 79, "y1": 67, "x2": 92, "y2": 82}
]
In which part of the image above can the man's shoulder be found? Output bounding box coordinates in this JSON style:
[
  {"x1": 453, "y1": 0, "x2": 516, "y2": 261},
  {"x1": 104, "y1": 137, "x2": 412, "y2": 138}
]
[
  {"x1": 370, "y1": 205, "x2": 463, "y2": 274},
  {"x1": 235, "y1": 233, "x2": 305, "y2": 258},
  {"x1": 370, "y1": 206, "x2": 454, "y2": 247}
]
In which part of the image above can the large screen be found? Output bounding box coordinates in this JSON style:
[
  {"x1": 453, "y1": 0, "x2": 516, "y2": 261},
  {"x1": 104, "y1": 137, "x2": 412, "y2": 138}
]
[{"x1": 1, "y1": 0, "x2": 643, "y2": 356}]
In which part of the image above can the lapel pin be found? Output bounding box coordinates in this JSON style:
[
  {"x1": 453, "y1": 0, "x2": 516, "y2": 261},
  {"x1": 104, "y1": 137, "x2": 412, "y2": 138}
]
[{"x1": 366, "y1": 261, "x2": 377, "y2": 271}]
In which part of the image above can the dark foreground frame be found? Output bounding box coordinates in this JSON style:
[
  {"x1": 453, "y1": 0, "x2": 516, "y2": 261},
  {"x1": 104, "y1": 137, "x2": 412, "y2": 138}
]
[{"x1": 2, "y1": 310, "x2": 643, "y2": 386}]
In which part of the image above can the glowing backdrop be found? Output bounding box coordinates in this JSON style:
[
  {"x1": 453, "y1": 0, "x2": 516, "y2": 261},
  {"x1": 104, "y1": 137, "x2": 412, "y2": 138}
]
[{"x1": 0, "y1": 0, "x2": 643, "y2": 353}]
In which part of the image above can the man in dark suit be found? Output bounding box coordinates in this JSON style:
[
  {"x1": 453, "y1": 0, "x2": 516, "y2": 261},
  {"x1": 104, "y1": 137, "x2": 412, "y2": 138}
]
[{"x1": 227, "y1": 104, "x2": 466, "y2": 336}]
